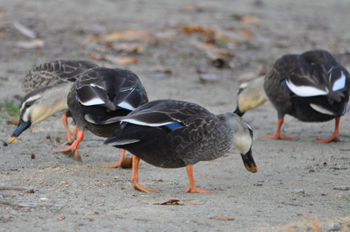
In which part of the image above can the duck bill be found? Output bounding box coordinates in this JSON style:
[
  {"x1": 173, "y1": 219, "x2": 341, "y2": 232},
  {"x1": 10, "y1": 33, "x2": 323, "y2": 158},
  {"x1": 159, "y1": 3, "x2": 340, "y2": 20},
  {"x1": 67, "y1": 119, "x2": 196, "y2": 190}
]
[
  {"x1": 233, "y1": 107, "x2": 245, "y2": 117},
  {"x1": 8, "y1": 118, "x2": 31, "y2": 144},
  {"x1": 241, "y1": 148, "x2": 257, "y2": 173}
]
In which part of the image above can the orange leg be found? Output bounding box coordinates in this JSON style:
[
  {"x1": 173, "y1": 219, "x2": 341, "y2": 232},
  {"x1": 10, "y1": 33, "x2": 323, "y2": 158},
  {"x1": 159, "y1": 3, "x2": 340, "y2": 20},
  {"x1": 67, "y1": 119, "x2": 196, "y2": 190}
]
[
  {"x1": 183, "y1": 165, "x2": 213, "y2": 193},
  {"x1": 314, "y1": 117, "x2": 341, "y2": 143},
  {"x1": 57, "y1": 114, "x2": 76, "y2": 145},
  {"x1": 52, "y1": 131, "x2": 84, "y2": 162},
  {"x1": 131, "y1": 156, "x2": 159, "y2": 193},
  {"x1": 260, "y1": 117, "x2": 293, "y2": 140},
  {"x1": 70, "y1": 126, "x2": 78, "y2": 139},
  {"x1": 100, "y1": 149, "x2": 126, "y2": 168}
]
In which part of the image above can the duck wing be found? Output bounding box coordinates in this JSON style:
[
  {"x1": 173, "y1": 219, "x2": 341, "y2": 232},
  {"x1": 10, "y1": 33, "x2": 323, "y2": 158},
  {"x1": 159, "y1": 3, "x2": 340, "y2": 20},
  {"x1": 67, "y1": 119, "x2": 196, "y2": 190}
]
[
  {"x1": 23, "y1": 60, "x2": 98, "y2": 93},
  {"x1": 86, "y1": 99, "x2": 209, "y2": 126},
  {"x1": 76, "y1": 67, "x2": 148, "y2": 112},
  {"x1": 102, "y1": 100, "x2": 222, "y2": 162},
  {"x1": 283, "y1": 50, "x2": 349, "y2": 101}
]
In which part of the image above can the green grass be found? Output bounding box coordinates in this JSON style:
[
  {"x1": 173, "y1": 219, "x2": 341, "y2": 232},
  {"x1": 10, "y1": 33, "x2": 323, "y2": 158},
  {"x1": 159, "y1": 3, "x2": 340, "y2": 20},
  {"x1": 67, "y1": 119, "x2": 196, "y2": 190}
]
[{"x1": 0, "y1": 100, "x2": 20, "y2": 118}]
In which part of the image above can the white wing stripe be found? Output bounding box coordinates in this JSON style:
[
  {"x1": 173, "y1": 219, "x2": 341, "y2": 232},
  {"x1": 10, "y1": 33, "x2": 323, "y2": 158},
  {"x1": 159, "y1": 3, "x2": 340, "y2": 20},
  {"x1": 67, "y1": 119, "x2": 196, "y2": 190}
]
[
  {"x1": 118, "y1": 102, "x2": 136, "y2": 111},
  {"x1": 310, "y1": 103, "x2": 335, "y2": 115},
  {"x1": 80, "y1": 97, "x2": 105, "y2": 106},
  {"x1": 90, "y1": 83, "x2": 106, "y2": 90},
  {"x1": 286, "y1": 79, "x2": 328, "y2": 97},
  {"x1": 121, "y1": 118, "x2": 176, "y2": 127},
  {"x1": 332, "y1": 71, "x2": 346, "y2": 91}
]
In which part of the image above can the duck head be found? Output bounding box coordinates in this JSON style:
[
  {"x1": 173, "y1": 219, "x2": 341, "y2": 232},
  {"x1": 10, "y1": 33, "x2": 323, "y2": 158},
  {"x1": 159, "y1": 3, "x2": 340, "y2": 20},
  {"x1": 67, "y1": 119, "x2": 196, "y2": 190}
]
[
  {"x1": 8, "y1": 83, "x2": 71, "y2": 144},
  {"x1": 233, "y1": 76, "x2": 267, "y2": 117},
  {"x1": 226, "y1": 113, "x2": 258, "y2": 173}
]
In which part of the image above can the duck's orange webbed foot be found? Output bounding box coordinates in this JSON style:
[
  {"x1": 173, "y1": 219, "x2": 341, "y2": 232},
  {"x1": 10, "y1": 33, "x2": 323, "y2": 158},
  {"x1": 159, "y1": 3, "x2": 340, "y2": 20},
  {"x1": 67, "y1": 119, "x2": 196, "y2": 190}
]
[
  {"x1": 132, "y1": 182, "x2": 160, "y2": 193},
  {"x1": 314, "y1": 135, "x2": 340, "y2": 143},
  {"x1": 52, "y1": 145, "x2": 82, "y2": 162},
  {"x1": 184, "y1": 165, "x2": 213, "y2": 193},
  {"x1": 53, "y1": 131, "x2": 84, "y2": 162},
  {"x1": 314, "y1": 117, "x2": 340, "y2": 143}
]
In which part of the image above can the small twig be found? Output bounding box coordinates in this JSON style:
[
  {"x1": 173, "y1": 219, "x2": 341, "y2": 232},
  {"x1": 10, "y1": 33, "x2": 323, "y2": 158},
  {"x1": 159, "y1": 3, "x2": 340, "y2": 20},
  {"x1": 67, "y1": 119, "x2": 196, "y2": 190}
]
[
  {"x1": 0, "y1": 199, "x2": 49, "y2": 208},
  {"x1": 0, "y1": 186, "x2": 35, "y2": 193}
]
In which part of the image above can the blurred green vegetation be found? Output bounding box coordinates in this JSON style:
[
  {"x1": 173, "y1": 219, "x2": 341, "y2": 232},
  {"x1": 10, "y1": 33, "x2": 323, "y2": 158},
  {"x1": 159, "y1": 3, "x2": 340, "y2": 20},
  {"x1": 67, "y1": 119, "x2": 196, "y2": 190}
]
[{"x1": 0, "y1": 100, "x2": 20, "y2": 118}]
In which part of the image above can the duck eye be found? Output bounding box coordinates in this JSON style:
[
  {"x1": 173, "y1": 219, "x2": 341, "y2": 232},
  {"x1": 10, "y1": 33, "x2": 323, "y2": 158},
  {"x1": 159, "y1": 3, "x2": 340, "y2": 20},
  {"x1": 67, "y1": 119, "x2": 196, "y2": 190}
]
[{"x1": 25, "y1": 102, "x2": 33, "y2": 108}]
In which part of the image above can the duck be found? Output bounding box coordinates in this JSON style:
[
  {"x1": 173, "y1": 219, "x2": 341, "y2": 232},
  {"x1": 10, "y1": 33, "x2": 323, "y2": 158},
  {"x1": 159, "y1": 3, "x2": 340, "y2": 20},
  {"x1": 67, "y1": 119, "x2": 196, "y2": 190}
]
[
  {"x1": 22, "y1": 60, "x2": 98, "y2": 144},
  {"x1": 261, "y1": 49, "x2": 350, "y2": 142},
  {"x1": 52, "y1": 67, "x2": 149, "y2": 163},
  {"x1": 8, "y1": 66, "x2": 148, "y2": 164},
  {"x1": 85, "y1": 99, "x2": 258, "y2": 193},
  {"x1": 233, "y1": 76, "x2": 267, "y2": 116}
]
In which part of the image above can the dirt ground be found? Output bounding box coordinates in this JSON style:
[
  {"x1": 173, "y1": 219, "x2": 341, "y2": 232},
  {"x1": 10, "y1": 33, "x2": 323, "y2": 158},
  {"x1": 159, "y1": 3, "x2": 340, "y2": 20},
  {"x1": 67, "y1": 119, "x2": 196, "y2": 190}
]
[{"x1": 1, "y1": 0, "x2": 350, "y2": 231}]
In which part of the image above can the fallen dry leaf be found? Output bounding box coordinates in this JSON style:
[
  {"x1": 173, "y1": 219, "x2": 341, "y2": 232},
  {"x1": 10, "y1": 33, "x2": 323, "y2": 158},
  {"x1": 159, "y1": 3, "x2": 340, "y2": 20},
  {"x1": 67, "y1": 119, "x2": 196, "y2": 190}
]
[
  {"x1": 88, "y1": 52, "x2": 105, "y2": 61},
  {"x1": 115, "y1": 57, "x2": 138, "y2": 65},
  {"x1": 6, "y1": 119, "x2": 18, "y2": 125},
  {"x1": 16, "y1": 39, "x2": 44, "y2": 49},
  {"x1": 209, "y1": 215, "x2": 235, "y2": 221},
  {"x1": 142, "y1": 199, "x2": 184, "y2": 206},
  {"x1": 239, "y1": 28, "x2": 254, "y2": 39},
  {"x1": 214, "y1": 29, "x2": 238, "y2": 44},
  {"x1": 94, "y1": 29, "x2": 154, "y2": 43},
  {"x1": 178, "y1": 24, "x2": 214, "y2": 35}
]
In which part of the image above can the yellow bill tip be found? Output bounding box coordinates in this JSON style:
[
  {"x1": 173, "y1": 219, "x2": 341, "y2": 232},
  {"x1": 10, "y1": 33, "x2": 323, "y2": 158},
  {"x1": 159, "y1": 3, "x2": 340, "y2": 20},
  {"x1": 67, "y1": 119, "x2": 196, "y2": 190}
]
[
  {"x1": 245, "y1": 164, "x2": 258, "y2": 173},
  {"x1": 8, "y1": 137, "x2": 18, "y2": 144}
]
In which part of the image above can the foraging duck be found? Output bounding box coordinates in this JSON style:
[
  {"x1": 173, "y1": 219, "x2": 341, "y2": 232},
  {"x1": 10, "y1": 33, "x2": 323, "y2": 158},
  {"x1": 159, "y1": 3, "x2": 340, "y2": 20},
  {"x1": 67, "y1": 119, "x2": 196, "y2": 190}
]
[
  {"x1": 9, "y1": 67, "x2": 148, "y2": 164},
  {"x1": 52, "y1": 67, "x2": 149, "y2": 163},
  {"x1": 85, "y1": 99, "x2": 257, "y2": 193},
  {"x1": 22, "y1": 60, "x2": 98, "y2": 144},
  {"x1": 233, "y1": 76, "x2": 267, "y2": 116},
  {"x1": 262, "y1": 50, "x2": 350, "y2": 142}
]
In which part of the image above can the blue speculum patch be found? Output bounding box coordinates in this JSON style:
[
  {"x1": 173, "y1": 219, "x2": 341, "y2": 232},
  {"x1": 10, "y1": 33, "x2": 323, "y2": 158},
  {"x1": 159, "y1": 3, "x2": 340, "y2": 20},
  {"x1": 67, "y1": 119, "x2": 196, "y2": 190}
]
[{"x1": 163, "y1": 122, "x2": 183, "y2": 130}]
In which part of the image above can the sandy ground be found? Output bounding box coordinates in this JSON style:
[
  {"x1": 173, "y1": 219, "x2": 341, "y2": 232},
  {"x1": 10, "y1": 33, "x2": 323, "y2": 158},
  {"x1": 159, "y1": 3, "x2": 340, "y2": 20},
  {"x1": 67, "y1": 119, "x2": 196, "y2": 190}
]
[{"x1": 1, "y1": 0, "x2": 350, "y2": 231}]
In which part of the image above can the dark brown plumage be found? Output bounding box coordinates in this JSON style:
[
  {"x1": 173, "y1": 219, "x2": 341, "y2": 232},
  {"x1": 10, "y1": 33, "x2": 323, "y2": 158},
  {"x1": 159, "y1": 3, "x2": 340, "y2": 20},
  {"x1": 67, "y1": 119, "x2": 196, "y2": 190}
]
[
  {"x1": 86, "y1": 99, "x2": 257, "y2": 193},
  {"x1": 53, "y1": 67, "x2": 149, "y2": 162},
  {"x1": 263, "y1": 50, "x2": 350, "y2": 142}
]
